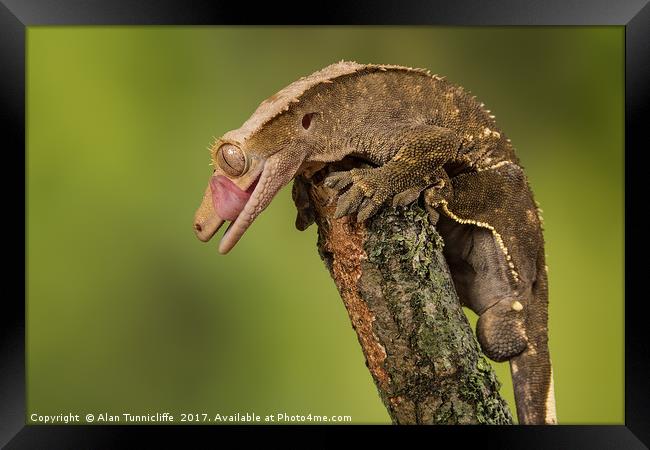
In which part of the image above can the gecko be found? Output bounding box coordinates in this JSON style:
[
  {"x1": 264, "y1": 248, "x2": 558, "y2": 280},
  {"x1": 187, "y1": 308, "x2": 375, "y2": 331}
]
[{"x1": 192, "y1": 61, "x2": 556, "y2": 425}]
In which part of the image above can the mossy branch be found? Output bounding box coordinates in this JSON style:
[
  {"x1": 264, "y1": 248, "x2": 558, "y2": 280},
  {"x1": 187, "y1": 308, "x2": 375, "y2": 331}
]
[{"x1": 301, "y1": 162, "x2": 513, "y2": 425}]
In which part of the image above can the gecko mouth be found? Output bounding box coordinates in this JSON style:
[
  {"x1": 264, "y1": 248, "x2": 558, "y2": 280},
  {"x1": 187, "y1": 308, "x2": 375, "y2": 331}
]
[
  {"x1": 195, "y1": 151, "x2": 304, "y2": 254},
  {"x1": 192, "y1": 172, "x2": 261, "y2": 244},
  {"x1": 210, "y1": 175, "x2": 259, "y2": 222}
]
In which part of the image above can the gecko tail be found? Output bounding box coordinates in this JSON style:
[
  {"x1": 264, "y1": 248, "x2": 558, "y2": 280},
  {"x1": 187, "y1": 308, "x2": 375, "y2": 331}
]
[
  {"x1": 510, "y1": 248, "x2": 557, "y2": 425},
  {"x1": 510, "y1": 350, "x2": 557, "y2": 424}
]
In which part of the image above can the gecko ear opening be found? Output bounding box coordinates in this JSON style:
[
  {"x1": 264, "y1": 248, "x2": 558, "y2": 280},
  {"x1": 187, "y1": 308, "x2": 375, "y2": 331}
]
[{"x1": 302, "y1": 113, "x2": 316, "y2": 130}]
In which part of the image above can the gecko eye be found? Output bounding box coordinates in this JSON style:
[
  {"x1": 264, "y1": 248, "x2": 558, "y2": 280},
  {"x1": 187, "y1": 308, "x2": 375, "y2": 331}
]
[
  {"x1": 216, "y1": 144, "x2": 247, "y2": 177},
  {"x1": 302, "y1": 113, "x2": 316, "y2": 130}
]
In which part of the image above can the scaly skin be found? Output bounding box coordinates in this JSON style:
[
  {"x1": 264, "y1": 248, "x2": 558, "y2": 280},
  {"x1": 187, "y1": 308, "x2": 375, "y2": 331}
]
[{"x1": 193, "y1": 61, "x2": 556, "y2": 424}]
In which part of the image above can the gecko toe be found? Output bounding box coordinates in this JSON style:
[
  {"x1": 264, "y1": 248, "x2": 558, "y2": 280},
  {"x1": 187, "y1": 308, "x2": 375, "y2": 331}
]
[
  {"x1": 357, "y1": 196, "x2": 384, "y2": 222},
  {"x1": 324, "y1": 171, "x2": 353, "y2": 191},
  {"x1": 392, "y1": 187, "x2": 423, "y2": 207},
  {"x1": 334, "y1": 185, "x2": 365, "y2": 218}
]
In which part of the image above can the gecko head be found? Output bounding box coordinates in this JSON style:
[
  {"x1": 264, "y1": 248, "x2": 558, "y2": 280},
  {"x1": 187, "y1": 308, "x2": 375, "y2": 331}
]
[
  {"x1": 192, "y1": 62, "x2": 361, "y2": 254},
  {"x1": 192, "y1": 136, "x2": 268, "y2": 254},
  {"x1": 192, "y1": 105, "x2": 321, "y2": 254}
]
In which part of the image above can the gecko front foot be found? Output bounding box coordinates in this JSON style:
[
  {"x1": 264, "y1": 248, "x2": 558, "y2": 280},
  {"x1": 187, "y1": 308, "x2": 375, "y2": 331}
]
[
  {"x1": 324, "y1": 168, "x2": 388, "y2": 222},
  {"x1": 324, "y1": 167, "x2": 444, "y2": 222}
]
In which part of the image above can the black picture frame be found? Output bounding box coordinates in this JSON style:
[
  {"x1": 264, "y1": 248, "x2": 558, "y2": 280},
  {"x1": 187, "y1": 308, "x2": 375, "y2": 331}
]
[{"x1": 3, "y1": 0, "x2": 647, "y2": 448}]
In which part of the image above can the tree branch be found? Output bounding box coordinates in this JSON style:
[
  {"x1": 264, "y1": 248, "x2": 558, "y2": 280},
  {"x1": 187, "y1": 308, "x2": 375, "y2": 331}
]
[{"x1": 302, "y1": 162, "x2": 513, "y2": 425}]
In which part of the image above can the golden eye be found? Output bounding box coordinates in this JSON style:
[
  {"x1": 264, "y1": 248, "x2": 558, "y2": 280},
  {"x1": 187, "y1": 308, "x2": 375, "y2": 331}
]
[{"x1": 217, "y1": 144, "x2": 247, "y2": 177}]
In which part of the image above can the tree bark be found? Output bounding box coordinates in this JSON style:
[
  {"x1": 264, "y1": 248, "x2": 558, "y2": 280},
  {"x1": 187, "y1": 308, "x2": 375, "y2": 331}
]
[{"x1": 302, "y1": 162, "x2": 513, "y2": 425}]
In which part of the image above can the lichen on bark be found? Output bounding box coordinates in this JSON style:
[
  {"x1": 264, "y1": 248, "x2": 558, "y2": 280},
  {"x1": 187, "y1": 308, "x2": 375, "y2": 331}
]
[{"x1": 304, "y1": 164, "x2": 513, "y2": 425}]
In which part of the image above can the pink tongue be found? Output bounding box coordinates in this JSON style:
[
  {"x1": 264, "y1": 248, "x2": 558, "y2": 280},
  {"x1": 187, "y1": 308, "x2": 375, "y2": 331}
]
[{"x1": 210, "y1": 175, "x2": 256, "y2": 222}]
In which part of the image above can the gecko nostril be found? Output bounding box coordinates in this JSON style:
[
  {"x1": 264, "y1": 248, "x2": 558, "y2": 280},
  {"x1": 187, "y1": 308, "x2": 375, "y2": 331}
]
[{"x1": 194, "y1": 223, "x2": 202, "y2": 232}]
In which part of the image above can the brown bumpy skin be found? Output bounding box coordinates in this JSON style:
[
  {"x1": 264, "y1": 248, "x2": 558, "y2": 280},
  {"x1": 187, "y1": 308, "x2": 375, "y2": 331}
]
[{"x1": 194, "y1": 61, "x2": 556, "y2": 424}]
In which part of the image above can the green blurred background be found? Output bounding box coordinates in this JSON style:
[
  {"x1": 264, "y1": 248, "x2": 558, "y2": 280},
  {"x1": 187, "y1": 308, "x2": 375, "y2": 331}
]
[{"x1": 27, "y1": 27, "x2": 624, "y2": 424}]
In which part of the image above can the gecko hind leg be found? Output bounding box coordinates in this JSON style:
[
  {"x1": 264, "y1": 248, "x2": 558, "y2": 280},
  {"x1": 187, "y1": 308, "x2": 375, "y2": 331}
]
[
  {"x1": 434, "y1": 216, "x2": 529, "y2": 362},
  {"x1": 430, "y1": 161, "x2": 556, "y2": 424}
]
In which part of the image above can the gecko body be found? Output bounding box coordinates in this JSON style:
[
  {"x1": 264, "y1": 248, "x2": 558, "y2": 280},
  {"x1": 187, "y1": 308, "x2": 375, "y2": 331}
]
[{"x1": 193, "y1": 61, "x2": 556, "y2": 425}]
